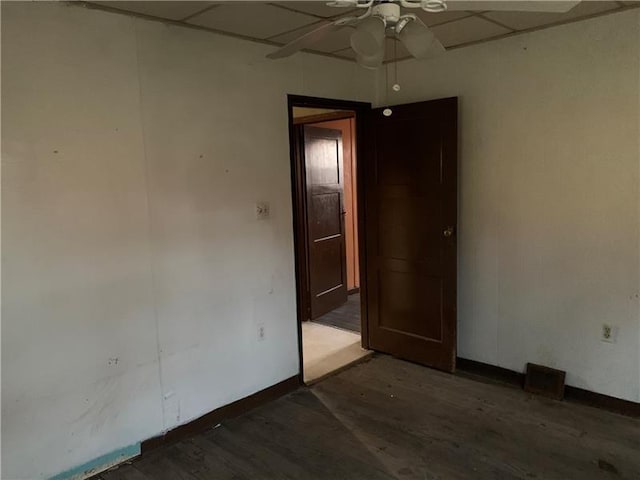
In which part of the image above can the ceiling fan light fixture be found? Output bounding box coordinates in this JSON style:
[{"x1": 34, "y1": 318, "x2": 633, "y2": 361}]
[
  {"x1": 398, "y1": 18, "x2": 440, "y2": 59},
  {"x1": 350, "y1": 15, "x2": 386, "y2": 58},
  {"x1": 356, "y1": 48, "x2": 384, "y2": 70}
]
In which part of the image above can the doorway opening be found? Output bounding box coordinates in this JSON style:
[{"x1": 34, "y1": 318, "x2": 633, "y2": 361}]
[
  {"x1": 288, "y1": 96, "x2": 372, "y2": 384},
  {"x1": 289, "y1": 95, "x2": 458, "y2": 384}
]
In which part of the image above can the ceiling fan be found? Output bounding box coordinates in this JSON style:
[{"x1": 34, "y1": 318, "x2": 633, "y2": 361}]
[{"x1": 266, "y1": 0, "x2": 582, "y2": 68}]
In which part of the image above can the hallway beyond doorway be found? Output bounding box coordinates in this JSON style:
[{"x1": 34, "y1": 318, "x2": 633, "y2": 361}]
[
  {"x1": 302, "y1": 322, "x2": 370, "y2": 384},
  {"x1": 312, "y1": 293, "x2": 361, "y2": 333}
]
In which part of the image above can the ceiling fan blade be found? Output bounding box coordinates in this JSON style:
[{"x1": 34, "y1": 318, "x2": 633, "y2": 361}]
[
  {"x1": 445, "y1": 1, "x2": 581, "y2": 12},
  {"x1": 267, "y1": 21, "x2": 347, "y2": 59},
  {"x1": 326, "y1": 0, "x2": 362, "y2": 6},
  {"x1": 398, "y1": 19, "x2": 445, "y2": 60}
]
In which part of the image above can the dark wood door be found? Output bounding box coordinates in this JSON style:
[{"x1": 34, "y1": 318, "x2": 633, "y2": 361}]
[
  {"x1": 304, "y1": 125, "x2": 348, "y2": 319},
  {"x1": 311, "y1": 117, "x2": 359, "y2": 294},
  {"x1": 365, "y1": 98, "x2": 457, "y2": 372}
]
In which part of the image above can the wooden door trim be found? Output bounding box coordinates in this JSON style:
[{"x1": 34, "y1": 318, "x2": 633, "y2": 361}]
[
  {"x1": 293, "y1": 110, "x2": 356, "y2": 125},
  {"x1": 287, "y1": 95, "x2": 371, "y2": 383}
]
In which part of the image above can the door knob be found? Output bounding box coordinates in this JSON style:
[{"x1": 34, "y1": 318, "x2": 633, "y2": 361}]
[{"x1": 443, "y1": 226, "x2": 455, "y2": 238}]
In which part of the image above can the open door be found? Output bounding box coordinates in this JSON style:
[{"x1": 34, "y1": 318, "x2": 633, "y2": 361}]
[
  {"x1": 364, "y1": 97, "x2": 457, "y2": 372},
  {"x1": 304, "y1": 125, "x2": 349, "y2": 319}
]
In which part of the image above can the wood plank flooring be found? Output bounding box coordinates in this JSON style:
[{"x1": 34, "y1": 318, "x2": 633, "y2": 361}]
[
  {"x1": 94, "y1": 355, "x2": 640, "y2": 480},
  {"x1": 312, "y1": 293, "x2": 361, "y2": 333}
]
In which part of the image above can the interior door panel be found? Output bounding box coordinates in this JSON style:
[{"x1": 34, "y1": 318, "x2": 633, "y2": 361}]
[
  {"x1": 304, "y1": 126, "x2": 349, "y2": 319},
  {"x1": 364, "y1": 98, "x2": 457, "y2": 372}
]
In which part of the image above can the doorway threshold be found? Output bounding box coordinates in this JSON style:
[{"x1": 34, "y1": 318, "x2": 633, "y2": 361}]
[{"x1": 302, "y1": 322, "x2": 372, "y2": 385}]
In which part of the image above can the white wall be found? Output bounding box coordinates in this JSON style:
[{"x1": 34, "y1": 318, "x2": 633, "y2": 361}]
[
  {"x1": 1, "y1": 3, "x2": 375, "y2": 479},
  {"x1": 377, "y1": 9, "x2": 640, "y2": 403}
]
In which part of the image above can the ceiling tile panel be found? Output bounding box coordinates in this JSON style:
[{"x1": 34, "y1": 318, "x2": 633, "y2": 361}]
[
  {"x1": 484, "y1": 1, "x2": 620, "y2": 31},
  {"x1": 272, "y1": 1, "x2": 357, "y2": 18},
  {"x1": 91, "y1": 1, "x2": 214, "y2": 20},
  {"x1": 414, "y1": 9, "x2": 475, "y2": 26},
  {"x1": 186, "y1": 2, "x2": 318, "y2": 38},
  {"x1": 431, "y1": 15, "x2": 512, "y2": 47}
]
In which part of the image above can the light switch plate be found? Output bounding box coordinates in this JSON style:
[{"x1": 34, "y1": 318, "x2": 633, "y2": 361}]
[{"x1": 601, "y1": 324, "x2": 617, "y2": 343}]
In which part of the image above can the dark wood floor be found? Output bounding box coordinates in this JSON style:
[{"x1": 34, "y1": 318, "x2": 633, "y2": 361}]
[
  {"x1": 312, "y1": 293, "x2": 360, "y2": 333},
  {"x1": 95, "y1": 355, "x2": 640, "y2": 480}
]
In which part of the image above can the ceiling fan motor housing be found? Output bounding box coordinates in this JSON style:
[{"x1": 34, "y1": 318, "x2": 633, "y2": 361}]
[{"x1": 372, "y1": 3, "x2": 402, "y2": 26}]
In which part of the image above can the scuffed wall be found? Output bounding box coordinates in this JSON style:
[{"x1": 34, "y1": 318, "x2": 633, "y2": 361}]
[
  {"x1": 0, "y1": 2, "x2": 375, "y2": 479},
  {"x1": 3, "y1": 3, "x2": 639, "y2": 479}
]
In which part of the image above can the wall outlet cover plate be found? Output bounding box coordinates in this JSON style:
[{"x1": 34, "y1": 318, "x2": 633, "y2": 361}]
[{"x1": 601, "y1": 324, "x2": 617, "y2": 343}]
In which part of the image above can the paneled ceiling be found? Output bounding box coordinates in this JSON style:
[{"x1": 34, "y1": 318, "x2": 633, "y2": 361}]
[{"x1": 87, "y1": 1, "x2": 639, "y2": 62}]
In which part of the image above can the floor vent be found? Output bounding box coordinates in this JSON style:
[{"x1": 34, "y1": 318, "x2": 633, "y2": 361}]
[{"x1": 524, "y1": 363, "x2": 566, "y2": 400}]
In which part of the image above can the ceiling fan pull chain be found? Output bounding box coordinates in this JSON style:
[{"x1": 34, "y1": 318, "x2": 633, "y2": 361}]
[
  {"x1": 383, "y1": 57, "x2": 393, "y2": 117},
  {"x1": 392, "y1": 39, "x2": 401, "y2": 92},
  {"x1": 385, "y1": 59, "x2": 389, "y2": 103}
]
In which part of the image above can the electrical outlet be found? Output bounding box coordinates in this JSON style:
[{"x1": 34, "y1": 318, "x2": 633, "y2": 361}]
[
  {"x1": 256, "y1": 202, "x2": 270, "y2": 220},
  {"x1": 257, "y1": 323, "x2": 265, "y2": 342},
  {"x1": 601, "y1": 324, "x2": 616, "y2": 343}
]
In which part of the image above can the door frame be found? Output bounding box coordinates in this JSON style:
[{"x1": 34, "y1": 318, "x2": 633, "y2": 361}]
[
  {"x1": 293, "y1": 110, "x2": 356, "y2": 125},
  {"x1": 287, "y1": 95, "x2": 371, "y2": 383}
]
